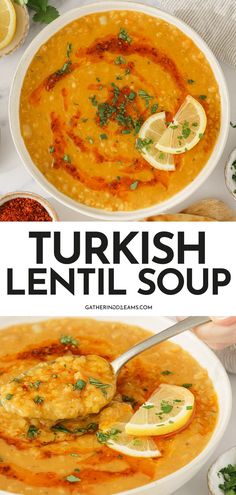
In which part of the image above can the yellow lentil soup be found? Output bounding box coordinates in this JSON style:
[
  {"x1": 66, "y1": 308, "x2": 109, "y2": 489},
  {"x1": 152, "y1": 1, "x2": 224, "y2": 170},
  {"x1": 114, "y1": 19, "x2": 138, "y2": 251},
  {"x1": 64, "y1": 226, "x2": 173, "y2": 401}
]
[
  {"x1": 0, "y1": 318, "x2": 218, "y2": 495},
  {"x1": 20, "y1": 10, "x2": 221, "y2": 212}
]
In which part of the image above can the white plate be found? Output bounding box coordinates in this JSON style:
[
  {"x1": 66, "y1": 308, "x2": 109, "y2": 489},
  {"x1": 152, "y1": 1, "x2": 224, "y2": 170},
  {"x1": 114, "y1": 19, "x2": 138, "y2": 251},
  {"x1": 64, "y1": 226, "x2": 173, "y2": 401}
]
[{"x1": 9, "y1": 2, "x2": 230, "y2": 220}]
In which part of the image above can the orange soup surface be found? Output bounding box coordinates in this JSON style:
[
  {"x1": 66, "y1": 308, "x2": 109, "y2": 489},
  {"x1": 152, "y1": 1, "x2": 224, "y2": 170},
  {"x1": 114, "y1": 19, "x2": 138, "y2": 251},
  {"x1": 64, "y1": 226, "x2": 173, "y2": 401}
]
[
  {"x1": 20, "y1": 11, "x2": 221, "y2": 212},
  {"x1": 0, "y1": 318, "x2": 218, "y2": 495}
]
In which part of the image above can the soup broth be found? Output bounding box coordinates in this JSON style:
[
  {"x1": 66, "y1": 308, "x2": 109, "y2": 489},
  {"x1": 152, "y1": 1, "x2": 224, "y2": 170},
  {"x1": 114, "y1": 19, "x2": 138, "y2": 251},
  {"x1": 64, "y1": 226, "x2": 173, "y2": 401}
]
[
  {"x1": 20, "y1": 10, "x2": 221, "y2": 212},
  {"x1": 0, "y1": 318, "x2": 218, "y2": 495}
]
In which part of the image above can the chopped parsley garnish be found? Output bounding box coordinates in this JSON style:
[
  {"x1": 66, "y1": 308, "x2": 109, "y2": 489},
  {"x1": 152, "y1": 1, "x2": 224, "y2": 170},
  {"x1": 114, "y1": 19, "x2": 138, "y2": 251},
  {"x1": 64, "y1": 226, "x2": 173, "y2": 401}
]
[
  {"x1": 161, "y1": 370, "x2": 174, "y2": 375},
  {"x1": 66, "y1": 42, "x2": 72, "y2": 58},
  {"x1": 49, "y1": 145, "x2": 55, "y2": 153},
  {"x1": 125, "y1": 67, "x2": 131, "y2": 75},
  {"x1": 65, "y1": 474, "x2": 81, "y2": 483},
  {"x1": 181, "y1": 121, "x2": 191, "y2": 139},
  {"x1": 27, "y1": 425, "x2": 39, "y2": 439},
  {"x1": 89, "y1": 95, "x2": 98, "y2": 107},
  {"x1": 136, "y1": 137, "x2": 153, "y2": 152},
  {"x1": 56, "y1": 60, "x2": 72, "y2": 76},
  {"x1": 230, "y1": 121, "x2": 236, "y2": 128},
  {"x1": 121, "y1": 129, "x2": 131, "y2": 134},
  {"x1": 60, "y1": 335, "x2": 78, "y2": 347},
  {"x1": 86, "y1": 136, "x2": 94, "y2": 144},
  {"x1": 33, "y1": 395, "x2": 44, "y2": 404},
  {"x1": 89, "y1": 377, "x2": 111, "y2": 397},
  {"x1": 186, "y1": 406, "x2": 193, "y2": 410},
  {"x1": 63, "y1": 154, "x2": 71, "y2": 163},
  {"x1": 218, "y1": 464, "x2": 236, "y2": 494},
  {"x1": 138, "y1": 89, "x2": 153, "y2": 108},
  {"x1": 187, "y1": 79, "x2": 195, "y2": 84},
  {"x1": 115, "y1": 56, "x2": 126, "y2": 65},
  {"x1": 130, "y1": 180, "x2": 139, "y2": 190},
  {"x1": 100, "y1": 133, "x2": 108, "y2": 140},
  {"x1": 151, "y1": 103, "x2": 159, "y2": 114},
  {"x1": 52, "y1": 422, "x2": 98, "y2": 435},
  {"x1": 118, "y1": 28, "x2": 132, "y2": 44},
  {"x1": 182, "y1": 383, "x2": 192, "y2": 389},
  {"x1": 96, "y1": 428, "x2": 121, "y2": 444},
  {"x1": 5, "y1": 394, "x2": 13, "y2": 400},
  {"x1": 97, "y1": 102, "x2": 116, "y2": 126},
  {"x1": 199, "y1": 94, "x2": 207, "y2": 100},
  {"x1": 127, "y1": 91, "x2": 137, "y2": 101},
  {"x1": 31, "y1": 380, "x2": 42, "y2": 389},
  {"x1": 161, "y1": 401, "x2": 173, "y2": 414},
  {"x1": 142, "y1": 404, "x2": 154, "y2": 409},
  {"x1": 199, "y1": 133, "x2": 204, "y2": 139},
  {"x1": 73, "y1": 379, "x2": 87, "y2": 391}
]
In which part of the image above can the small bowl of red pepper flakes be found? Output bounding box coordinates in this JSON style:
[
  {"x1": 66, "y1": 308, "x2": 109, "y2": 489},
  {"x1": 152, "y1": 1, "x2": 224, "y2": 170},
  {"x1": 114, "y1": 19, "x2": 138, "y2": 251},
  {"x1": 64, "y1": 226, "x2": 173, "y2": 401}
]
[{"x1": 0, "y1": 192, "x2": 58, "y2": 222}]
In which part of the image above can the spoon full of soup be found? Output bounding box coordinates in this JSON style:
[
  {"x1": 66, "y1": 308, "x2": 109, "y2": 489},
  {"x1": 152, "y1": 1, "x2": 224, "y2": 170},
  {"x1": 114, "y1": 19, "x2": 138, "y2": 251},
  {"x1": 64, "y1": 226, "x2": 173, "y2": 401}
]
[{"x1": 0, "y1": 317, "x2": 209, "y2": 421}]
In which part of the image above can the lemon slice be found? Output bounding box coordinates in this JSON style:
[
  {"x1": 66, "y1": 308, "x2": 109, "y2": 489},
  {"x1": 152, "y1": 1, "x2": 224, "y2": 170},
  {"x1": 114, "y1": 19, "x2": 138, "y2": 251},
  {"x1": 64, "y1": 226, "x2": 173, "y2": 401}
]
[
  {"x1": 97, "y1": 402, "x2": 161, "y2": 458},
  {"x1": 97, "y1": 422, "x2": 161, "y2": 458},
  {"x1": 155, "y1": 95, "x2": 207, "y2": 155},
  {"x1": 0, "y1": 0, "x2": 16, "y2": 50},
  {"x1": 125, "y1": 384, "x2": 195, "y2": 436},
  {"x1": 138, "y1": 111, "x2": 175, "y2": 171}
]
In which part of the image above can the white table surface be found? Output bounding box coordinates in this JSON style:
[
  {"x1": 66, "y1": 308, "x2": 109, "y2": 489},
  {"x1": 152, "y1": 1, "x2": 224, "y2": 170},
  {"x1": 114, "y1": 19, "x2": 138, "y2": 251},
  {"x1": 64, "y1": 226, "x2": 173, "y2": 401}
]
[{"x1": 1, "y1": 0, "x2": 236, "y2": 221}]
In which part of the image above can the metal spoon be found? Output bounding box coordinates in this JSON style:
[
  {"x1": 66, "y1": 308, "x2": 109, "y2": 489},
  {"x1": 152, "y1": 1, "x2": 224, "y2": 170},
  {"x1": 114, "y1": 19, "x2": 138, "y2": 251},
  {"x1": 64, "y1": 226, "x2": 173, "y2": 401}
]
[{"x1": 112, "y1": 316, "x2": 210, "y2": 375}]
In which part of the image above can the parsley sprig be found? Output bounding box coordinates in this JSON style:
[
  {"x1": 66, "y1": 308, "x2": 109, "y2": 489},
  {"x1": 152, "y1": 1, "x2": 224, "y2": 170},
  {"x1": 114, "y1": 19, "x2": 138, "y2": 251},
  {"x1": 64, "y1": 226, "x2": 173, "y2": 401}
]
[{"x1": 14, "y1": 0, "x2": 59, "y2": 24}]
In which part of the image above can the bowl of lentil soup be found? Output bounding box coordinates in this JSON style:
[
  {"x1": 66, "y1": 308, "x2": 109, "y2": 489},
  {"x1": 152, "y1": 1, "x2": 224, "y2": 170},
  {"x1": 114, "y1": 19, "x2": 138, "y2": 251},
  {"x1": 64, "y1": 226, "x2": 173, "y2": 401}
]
[
  {"x1": 0, "y1": 316, "x2": 231, "y2": 495},
  {"x1": 9, "y1": 2, "x2": 229, "y2": 220}
]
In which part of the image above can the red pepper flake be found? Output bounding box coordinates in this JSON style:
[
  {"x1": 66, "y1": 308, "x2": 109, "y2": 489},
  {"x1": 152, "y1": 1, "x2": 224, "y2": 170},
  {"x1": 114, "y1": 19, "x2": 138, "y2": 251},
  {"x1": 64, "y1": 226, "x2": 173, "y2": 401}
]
[{"x1": 0, "y1": 198, "x2": 52, "y2": 222}]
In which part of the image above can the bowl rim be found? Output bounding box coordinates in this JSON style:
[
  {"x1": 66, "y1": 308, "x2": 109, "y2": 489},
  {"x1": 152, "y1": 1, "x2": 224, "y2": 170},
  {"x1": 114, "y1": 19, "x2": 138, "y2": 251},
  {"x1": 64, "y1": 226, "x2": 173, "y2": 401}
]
[
  {"x1": 9, "y1": 0, "x2": 230, "y2": 221},
  {"x1": 9, "y1": 0, "x2": 230, "y2": 220},
  {"x1": 0, "y1": 191, "x2": 58, "y2": 221},
  {"x1": 0, "y1": 316, "x2": 232, "y2": 495}
]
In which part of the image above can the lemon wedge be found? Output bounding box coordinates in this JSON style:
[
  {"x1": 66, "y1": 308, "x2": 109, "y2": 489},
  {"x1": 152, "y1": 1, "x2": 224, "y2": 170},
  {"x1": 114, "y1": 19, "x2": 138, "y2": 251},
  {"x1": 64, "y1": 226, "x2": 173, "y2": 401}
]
[
  {"x1": 97, "y1": 402, "x2": 161, "y2": 458},
  {"x1": 0, "y1": 0, "x2": 16, "y2": 50},
  {"x1": 155, "y1": 95, "x2": 207, "y2": 155},
  {"x1": 125, "y1": 384, "x2": 195, "y2": 436},
  {"x1": 138, "y1": 111, "x2": 175, "y2": 171}
]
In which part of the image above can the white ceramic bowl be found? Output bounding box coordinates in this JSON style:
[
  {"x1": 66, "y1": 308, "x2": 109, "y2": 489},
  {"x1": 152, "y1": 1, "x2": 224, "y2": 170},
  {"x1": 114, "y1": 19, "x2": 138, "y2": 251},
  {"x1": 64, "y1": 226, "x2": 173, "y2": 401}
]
[
  {"x1": 9, "y1": 2, "x2": 230, "y2": 220},
  {"x1": 0, "y1": 316, "x2": 232, "y2": 495}
]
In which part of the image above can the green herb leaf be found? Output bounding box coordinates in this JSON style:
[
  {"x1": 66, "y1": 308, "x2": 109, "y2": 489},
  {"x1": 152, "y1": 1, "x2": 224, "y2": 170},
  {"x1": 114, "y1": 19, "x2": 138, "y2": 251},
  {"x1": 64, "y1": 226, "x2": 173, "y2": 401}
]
[
  {"x1": 32, "y1": 4, "x2": 59, "y2": 24},
  {"x1": 89, "y1": 377, "x2": 111, "y2": 397},
  {"x1": 115, "y1": 56, "x2": 126, "y2": 65},
  {"x1": 65, "y1": 474, "x2": 81, "y2": 483},
  {"x1": 142, "y1": 404, "x2": 154, "y2": 409},
  {"x1": 199, "y1": 94, "x2": 207, "y2": 100},
  {"x1": 138, "y1": 89, "x2": 153, "y2": 107},
  {"x1": 182, "y1": 383, "x2": 192, "y2": 389},
  {"x1": 49, "y1": 145, "x2": 55, "y2": 153},
  {"x1": 161, "y1": 370, "x2": 174, "y2": 376},
  {"x1": 66, "y1": 42, "x2": 72, "y2": 58},
  {"x1": 5, "y1": 394, "x2": 13, "y2": 400},
  {"x1": 96, "y1": 428, "x2": 121, "y2": 444},
  {"x1": 73, "y1": 379, "x2": 87, "y2": 391},
  {"x1": 135, "y1": 137, "x2": 153, "y2": 152},
  {"x1": 27, "y1": 425, "x2": 39, "y2": 439},
  {"x1": 118, "y1": 28, "x2": 132, "y2": 44},
  {"x1": 100, "y1": 133, "x2": 108, "y2": 140},
  {"x1": 230, "y1": 121, "x2": 236, "y2": 128},
  {"x1": 151, "y1": 103, "x2": 158, "y2": 114},
  {"x1": 60, "y1": 335, "x2": 78, "y2": 346},
  {"x1": 56, "y1": 60, "x2": 72, "y2": 76},
  {"x1": 33, "y1": 395, "x2": 44, "y2": 404},
  {"x1": 161, "y1": 401, "x2": 173, "y2": 414},
  {"x1": 130, "y1": 180, "x2": 139, "y2": 190},
  {"x1": 187, "y1": 79, "x2": 195, "y2": 84}
]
